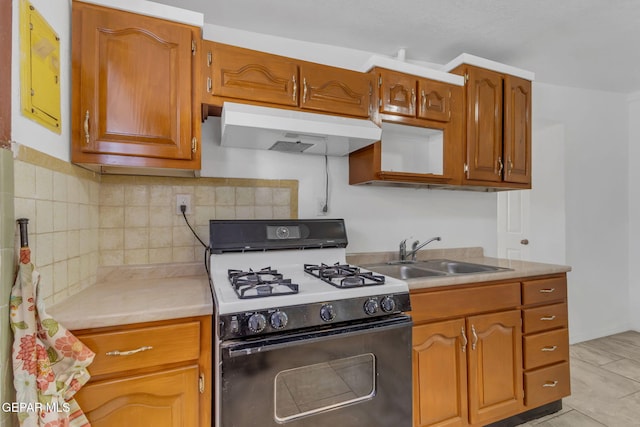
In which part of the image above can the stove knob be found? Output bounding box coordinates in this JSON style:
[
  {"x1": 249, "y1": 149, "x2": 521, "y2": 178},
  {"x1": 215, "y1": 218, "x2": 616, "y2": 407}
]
[
  {"x1": 247, "y1": 313, "x2": 267, "y2": 333},
  {"x1": 364, "y1": 298, "x2": 379, "y2": 315},
  {"x1": 320, "y1": 304, "x2": 336, "y2": 322},
  {"x1": 380, "y1": 296, "x2": 397, "y2": 313},
  {"x1": 270, "y1": 311, "x2": 289, "y2": 330}
]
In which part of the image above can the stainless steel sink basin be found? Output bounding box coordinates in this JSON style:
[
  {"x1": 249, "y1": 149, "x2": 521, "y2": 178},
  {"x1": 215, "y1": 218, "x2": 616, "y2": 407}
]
[
  {"x1": 365, "y1": 259, "x2": 511, "y2": 280},
  {"x1": 416, "y1": 259, "x2": 511, "y2": 275},
  {"x1": 366, "y1": 264, "x2": 447, "y2": 280}
]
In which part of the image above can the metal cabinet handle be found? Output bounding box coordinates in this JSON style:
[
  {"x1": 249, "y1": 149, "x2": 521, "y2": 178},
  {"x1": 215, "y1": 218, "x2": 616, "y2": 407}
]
[
  {"x1": 84, "y1": 110, "x2": 90, "y2": 144},
  {"x1": 411, "y1": 88, "x2": 416, "y2": 113},
  {"x1": 497, "y1": 156, "x2": 504, "y2": 176},
  {"x1": 421, "y1": 89, "x2": 426, "y2": 111},
  {"x1": 539, "y1": 288, "x2": 556, "y2": 293},
  {"x1": 540, "y1": 315, "x2": 557, "y2": 321},
  {"x1": 207, "y1": 77, "x2": 212, "y2": 93},
  {"x1": 461, "y1": 326, "x2": 468, "y2": 353},
  {"x1": 541, "y1": 346, "x2": 558, "y2": 352},
  {"x1": 508, "y1": 157, "x2": 514, "y2": 175},
  {"x1": 471, "y1": 325, "x2": 478, "y2": 350},
  {"x1": 303, "y1": 77, "x2": 308, "y2": 103},
  {"x1": 106, "y1": 345, "x2": 153, "y2": 356},
  {"x1": 521, "y1": 239, "x2": 530, "y2": 245},
  {"x1": 543, "y1": 380, "x2": 559, "y2": 388},
  {"x1": 292, "y1": 75, "x2": 297, "y2": 102}
]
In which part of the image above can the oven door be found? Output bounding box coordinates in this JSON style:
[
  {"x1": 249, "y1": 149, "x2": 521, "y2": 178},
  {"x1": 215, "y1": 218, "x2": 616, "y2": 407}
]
[{"x1": 218, "y1": 315, "x2": 412, "y2": 427}]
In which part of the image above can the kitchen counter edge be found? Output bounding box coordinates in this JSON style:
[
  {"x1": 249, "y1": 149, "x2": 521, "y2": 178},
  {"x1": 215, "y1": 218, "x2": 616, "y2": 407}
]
[{"x1": 48, "y1": 262, "x2": 213, "y2": 330}]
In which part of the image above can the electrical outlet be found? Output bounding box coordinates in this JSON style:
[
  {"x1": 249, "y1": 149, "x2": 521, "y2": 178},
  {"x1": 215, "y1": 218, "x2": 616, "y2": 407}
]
[
  {"x1": 176, "y1": 194, "x2": 192, "y2": 215},
  {"x1": 317, "y1": 198, "x2": 328, "y2": 216}
]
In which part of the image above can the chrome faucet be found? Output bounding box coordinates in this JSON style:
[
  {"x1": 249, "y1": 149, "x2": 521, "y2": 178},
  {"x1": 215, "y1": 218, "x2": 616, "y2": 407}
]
[{"x1": 399, "y1": 237, "x2": 441, "y2": 262}]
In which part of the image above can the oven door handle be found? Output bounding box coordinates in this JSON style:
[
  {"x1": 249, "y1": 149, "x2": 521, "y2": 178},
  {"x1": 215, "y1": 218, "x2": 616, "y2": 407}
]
[{"x1": 223, "y1": 315, "x2": 412, "y2": 358}]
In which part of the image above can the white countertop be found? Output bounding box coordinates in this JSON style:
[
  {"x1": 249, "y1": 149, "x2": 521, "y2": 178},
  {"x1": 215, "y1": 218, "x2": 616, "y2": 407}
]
[
  {"x1": 347, "y1": 247, "x2": 571, "y2": 291},
  {"x1": 49, "y1": 250, "x2": 570, "y2": 330},
  {"x1": 48, "y1": 263, "x2": 213, "y2": 330}
]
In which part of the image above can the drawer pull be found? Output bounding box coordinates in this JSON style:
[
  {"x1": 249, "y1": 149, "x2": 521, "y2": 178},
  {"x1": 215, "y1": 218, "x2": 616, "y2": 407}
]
[
  {"x1": 461, "y1": 326, "x2": 468, "y2": 353},
  {"x1": 106, "y1": 345, "x2": 153, "y2": 356},
  {"x1": 539, "y1": 288, "x2": 556, "y2": 293},
  {"x1": 540, "y1": 315, "x2": 557, "y2": 321},
  {"x1": 542, "y1": 380, "x2": 559, "y2": 388},
  {"x1": 541, "y1": 345, "x2": 558, "y2": 352}
]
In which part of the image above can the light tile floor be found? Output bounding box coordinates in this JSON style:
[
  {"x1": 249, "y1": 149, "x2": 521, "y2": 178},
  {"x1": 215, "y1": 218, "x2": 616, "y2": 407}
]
[{"x1": 518, "y1": 330, "x2": 640, "y2": 426}]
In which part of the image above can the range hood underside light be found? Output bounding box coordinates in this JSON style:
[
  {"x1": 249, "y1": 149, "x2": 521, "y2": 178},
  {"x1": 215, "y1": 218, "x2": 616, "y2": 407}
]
[{"x1": 220, "y1": 102, "x2": 382, "y2": 156}]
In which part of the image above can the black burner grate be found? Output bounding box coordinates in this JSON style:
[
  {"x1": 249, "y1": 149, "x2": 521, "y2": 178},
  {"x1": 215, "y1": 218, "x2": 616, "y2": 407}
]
[
  {"x1": 304, "y1": 263, "x2": 385, "y2": 288},
  {"x1": 228, "y1": 267, "x2": 299, "y2": 299}
]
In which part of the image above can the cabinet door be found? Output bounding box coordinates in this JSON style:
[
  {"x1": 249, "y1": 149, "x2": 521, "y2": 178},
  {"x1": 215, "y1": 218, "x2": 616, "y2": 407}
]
[
  {"x1": 76, "y1": 365, "x2": 199, "y2": 427},
  {"x1": 418, "y1": 79, "x2": 451, "y2": 122},
  {"x1": 300, "y1": 63, "x2": 372, "y2": 118},
  {"x1": 504, "y1": 75, "x2": 532, "y2": 184},
  {"x1": 465, "y1": 67, "x2": 503, "y2": 182},
  {"x1": 73, "y1": 3, "x2": 195, "y2": 160},
  {"x1": 379, "y1": 69, "x2": 416, "y2": 117},
  {"x1": 413, "y1": 319, "x2": 469, "y2": 427},
  {"x1": 207, "y1": 42, "x2": 298, "y2": 107},
  {"x1": 466, "y1": 310, "x2": 523, "y2": 425}
]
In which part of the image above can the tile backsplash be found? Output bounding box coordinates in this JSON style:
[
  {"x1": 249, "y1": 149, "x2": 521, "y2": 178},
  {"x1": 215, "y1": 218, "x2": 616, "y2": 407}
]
[
  {"x1": 98, "y1": 176, "x2": 297, "y2": 266},
  {"x1": 12, "y1": 145, "x2": 298, "y2": 307}
]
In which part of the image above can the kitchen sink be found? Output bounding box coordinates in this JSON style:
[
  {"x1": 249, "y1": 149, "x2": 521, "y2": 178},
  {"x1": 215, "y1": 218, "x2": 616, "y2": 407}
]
[
  {"x1": 416, "y1": 259, "x2": 511, "y2": 274},
  {"x1": 366, "y1": 264, "x2": 447, "y2": 280},
  {"x1": 365, "y1": 259, "x2": 511, "y2": 280}
]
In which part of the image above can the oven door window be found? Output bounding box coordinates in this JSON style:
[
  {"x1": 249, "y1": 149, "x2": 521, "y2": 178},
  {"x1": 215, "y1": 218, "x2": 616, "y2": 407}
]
[{"x1": 274, "y1": 353, "x2": 376, "y2": 422}]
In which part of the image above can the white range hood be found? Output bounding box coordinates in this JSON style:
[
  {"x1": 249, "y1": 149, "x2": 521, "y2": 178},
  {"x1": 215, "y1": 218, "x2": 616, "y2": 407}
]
[{"x1": 220, "y1": 102, "x2": 382, "y2": 156}]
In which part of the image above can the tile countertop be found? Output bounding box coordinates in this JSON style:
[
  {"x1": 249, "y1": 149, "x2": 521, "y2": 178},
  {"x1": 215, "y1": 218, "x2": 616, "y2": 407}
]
[
  {"x1": 347, "y1": 247, "x2": 572, "y2": 291},
  {"x1": 48, "y1": 262, "x2": 213, "y2": 331}
]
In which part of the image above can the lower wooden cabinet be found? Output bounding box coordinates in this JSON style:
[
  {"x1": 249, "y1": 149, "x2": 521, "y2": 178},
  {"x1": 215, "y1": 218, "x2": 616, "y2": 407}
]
[
  {"x1": 413, "y1": 310, "x2": 522, "y2": 427},
  {"x1": 411, "y1": 274, "x2": 570, "y2": 427},
  {"x1": 73, "y1": 316, "x2": 211, "y2": 427},
  {"x1": 76, "y1": 365, "x2": 199, "y2": 426}
]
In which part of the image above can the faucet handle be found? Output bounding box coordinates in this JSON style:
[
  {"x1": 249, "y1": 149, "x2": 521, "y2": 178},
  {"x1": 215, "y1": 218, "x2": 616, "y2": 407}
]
[{"x1": 411, "y1": 240, "x2": 420, "y2": 250}]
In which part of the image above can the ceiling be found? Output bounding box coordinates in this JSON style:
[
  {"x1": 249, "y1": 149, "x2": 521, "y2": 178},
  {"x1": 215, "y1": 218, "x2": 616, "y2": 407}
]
[{"x1": 154, "y1": 0, "x2": 640, "y2": 93}]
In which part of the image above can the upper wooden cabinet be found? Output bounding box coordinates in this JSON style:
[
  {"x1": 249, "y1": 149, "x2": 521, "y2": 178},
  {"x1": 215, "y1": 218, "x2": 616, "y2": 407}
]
[
  {"x1": 71, "y1": 2, "x2": 201, "y2": 174},
  {"x1": 377, "y1": 68, "x2": 452, "y2": 122},
  {"x1": 452, "y1": 64, "x2": 531, "y2": 188},
  {"x1": 201, "y1": 41, "x2": 373, "y2": 118}
]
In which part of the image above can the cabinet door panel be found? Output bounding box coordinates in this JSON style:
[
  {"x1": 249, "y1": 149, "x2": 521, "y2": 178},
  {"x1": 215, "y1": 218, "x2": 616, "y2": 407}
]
[
  {"x1": 465, "y1": 67, "x2": 503, "y2": 182},
  {"x1": 76, "y1": 4, "x2": 194, "y2": 160},
  {"x1": 76, "y1": 365, "x2": 199, "y2": 427},
  {"x1": 413, "y1": 319, "x2": 468, "y2": 427},
  {"x1": 379, "y1": 69, "x2": 416, "y2": 117},
  {"x1": 208, "y1": 43, "x2": 297, "y2": 107},
  {"x1": 418, "y1": 79, "x2": 451, "y2": 122},
  {"x1": 504, "y1": 75, "x2": 531, "y2": 184},
  {"x1": 467, "y1": 310, "x2": 523, "y2": 425},
  {"x1": 300, "y1": 63, "x2": 372, "y2": 118}
]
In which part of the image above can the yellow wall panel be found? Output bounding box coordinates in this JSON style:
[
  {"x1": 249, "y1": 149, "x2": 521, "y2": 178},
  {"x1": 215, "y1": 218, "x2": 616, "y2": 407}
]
[{"x1": 20, "y1": 0, "x2": 61, "y2": 133}]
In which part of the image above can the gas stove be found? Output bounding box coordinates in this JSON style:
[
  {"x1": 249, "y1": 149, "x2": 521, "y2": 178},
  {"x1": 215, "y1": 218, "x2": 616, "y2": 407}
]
[
  {"x1": 209, "y1": 219, "x2": 413, "y2": 427},
  {"x1": 208, "y1": 219, "x2": 411, "y2": 339}
]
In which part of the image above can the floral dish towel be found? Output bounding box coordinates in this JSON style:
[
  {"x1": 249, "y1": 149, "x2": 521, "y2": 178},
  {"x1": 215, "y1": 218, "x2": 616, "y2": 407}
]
[{"x1": 11, "y1": 261, "x2": 95, "y2": 427}]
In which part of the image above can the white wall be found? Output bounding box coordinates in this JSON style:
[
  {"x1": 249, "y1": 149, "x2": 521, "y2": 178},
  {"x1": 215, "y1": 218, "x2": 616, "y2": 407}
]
[
  {"x1": 200, "y1": 118, "x2": 498, "y2": 254},
  {"x1": 628, "y1": 92, "x2": 640, "y2": 330},
  {"x1": 533, "y1": 82, "x2": 629, "y2": 343},
  {"x1": 11, "y1": 0, "x2": 71, "y2": 161}
]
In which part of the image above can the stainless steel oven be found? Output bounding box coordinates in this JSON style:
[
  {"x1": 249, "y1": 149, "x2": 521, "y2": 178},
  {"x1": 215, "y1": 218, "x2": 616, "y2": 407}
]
[
  {"x1": 208, "y1": 219, "x2": 413, "y2": 427},
  {"x1": 219, "y1": 315, "x2": 412, "y2": 426}
]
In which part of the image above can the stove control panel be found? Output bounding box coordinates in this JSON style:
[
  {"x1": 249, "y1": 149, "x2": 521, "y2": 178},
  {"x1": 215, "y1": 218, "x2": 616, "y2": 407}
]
[{"x1": 218, "y1": 293, "x2": 412, "y2": 339}]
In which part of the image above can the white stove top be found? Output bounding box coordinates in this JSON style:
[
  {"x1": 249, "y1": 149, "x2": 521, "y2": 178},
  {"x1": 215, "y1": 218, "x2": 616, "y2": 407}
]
[{"x1": 210, "y1": 248, "x2": 409, "y2": 315}]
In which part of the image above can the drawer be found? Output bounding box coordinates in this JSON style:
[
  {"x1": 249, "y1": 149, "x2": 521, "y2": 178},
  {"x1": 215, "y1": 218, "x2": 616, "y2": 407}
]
[
  {"x1": 522, "y1": 276, "x2": 567, "y2": 305},
  {"x1": 523, "y1": 328, "x2": 569, "y2": 370},
  {"x1": 524, "y1": 361, "x2": 571, "y2": 408},
  {"x1": 523, "y1": 303, "x2": 568, "y2": 334},
  {"x1": 78, "y1": 321, "x2": 201, "y2": 377},
  {"x1": 410, "y1": 282, "x2": 520, "y2": 323}
]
